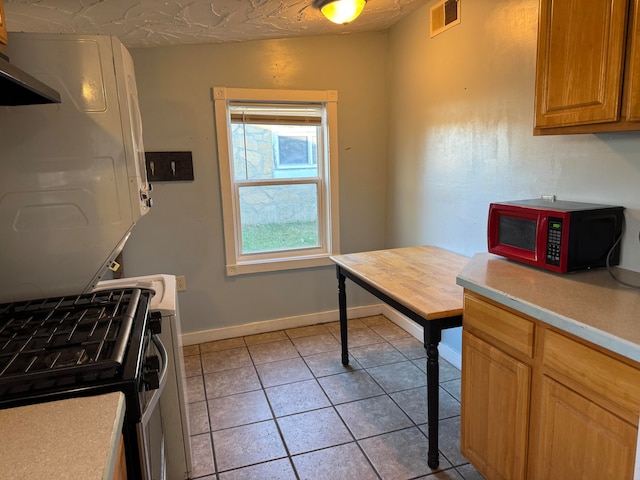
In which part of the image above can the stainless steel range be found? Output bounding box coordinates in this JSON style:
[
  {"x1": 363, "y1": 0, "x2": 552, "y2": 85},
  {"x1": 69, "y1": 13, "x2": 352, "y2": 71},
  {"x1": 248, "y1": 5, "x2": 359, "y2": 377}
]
[{"x1": 0, "y1": 287, "x2": 166, "y2": 479}]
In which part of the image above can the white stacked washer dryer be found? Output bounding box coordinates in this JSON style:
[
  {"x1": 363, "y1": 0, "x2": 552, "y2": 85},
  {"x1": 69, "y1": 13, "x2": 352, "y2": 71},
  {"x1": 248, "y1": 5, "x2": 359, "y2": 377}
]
[
  {"x1": 97, "y1": 274, "x2": 192, "y2": 480},
  {"x1": 0, "y1": 33, "x2": 153, "y2": 304}
]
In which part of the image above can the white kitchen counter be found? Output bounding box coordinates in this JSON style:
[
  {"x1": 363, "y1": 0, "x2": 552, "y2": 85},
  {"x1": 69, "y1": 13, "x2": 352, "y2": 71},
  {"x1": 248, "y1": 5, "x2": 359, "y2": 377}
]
[
  {"x1": 456, "y1": 253, "x2": 640, "y2": 363},
  {"x1": 0, "y1": 392, "x2": 125, "y2": 480}
]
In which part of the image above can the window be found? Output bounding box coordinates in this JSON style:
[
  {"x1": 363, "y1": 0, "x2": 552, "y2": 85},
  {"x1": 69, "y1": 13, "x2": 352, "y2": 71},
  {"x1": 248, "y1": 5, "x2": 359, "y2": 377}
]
[{"x1": 213, "y1": 87, "x2": 340, "y2": 275}]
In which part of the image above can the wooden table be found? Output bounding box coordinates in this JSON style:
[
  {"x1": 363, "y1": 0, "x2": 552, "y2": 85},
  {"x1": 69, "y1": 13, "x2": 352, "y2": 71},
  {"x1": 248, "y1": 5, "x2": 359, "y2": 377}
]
[{"x1": 330, "y1": 246, "x2": 469, "y2": 469}]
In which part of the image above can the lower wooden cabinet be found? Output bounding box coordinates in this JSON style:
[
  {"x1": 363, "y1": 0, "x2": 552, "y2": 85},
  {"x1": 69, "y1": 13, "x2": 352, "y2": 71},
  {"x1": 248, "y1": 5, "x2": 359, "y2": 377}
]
[
  {"x1": 113, "y1": 435, "x2": 128, "y2": 480},
  {"x1": 529, "y1": 377, "x2": 636, "y2": 479},
  {"x1": 0, "y1": 0, "x2": 7, "y2": 46},
  {"x1": 462, "y1": 291, "x2": 640, "y2": 480},
  {"x1": 461, "y1": 331, "x2": 530, "y2": 480}
]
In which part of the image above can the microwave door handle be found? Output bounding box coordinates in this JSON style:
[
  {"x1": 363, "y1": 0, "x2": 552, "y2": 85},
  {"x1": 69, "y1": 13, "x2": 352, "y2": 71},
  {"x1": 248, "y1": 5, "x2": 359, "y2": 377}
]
[
  {"x1": 141, "y1": 334, "x2": 168, "y2": 426},
  {"x1": 538, "y1": 215, "x2": 549, "y2": 265}
]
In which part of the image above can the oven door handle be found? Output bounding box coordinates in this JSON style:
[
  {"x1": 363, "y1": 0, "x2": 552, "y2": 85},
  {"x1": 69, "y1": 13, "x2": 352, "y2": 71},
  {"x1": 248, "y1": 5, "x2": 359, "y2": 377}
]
[{"x1": 141, "y1": 334, "x2": 168, "y2": 426}]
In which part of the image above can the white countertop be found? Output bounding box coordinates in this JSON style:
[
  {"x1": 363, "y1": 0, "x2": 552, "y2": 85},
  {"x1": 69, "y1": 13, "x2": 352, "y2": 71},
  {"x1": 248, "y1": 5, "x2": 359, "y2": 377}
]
[
  {"x1": 456, "y1": 253, "x2": 640, "y2": 363},
  {"x1": 0, "y1": 392, "x2": 125, "y2": 480}
]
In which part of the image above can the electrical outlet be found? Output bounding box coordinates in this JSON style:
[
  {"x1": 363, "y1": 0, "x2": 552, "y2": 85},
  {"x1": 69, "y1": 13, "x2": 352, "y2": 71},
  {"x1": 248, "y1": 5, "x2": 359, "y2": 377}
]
[{"x1": 176, "y1": 275, "x2": 187, "y2": 292}]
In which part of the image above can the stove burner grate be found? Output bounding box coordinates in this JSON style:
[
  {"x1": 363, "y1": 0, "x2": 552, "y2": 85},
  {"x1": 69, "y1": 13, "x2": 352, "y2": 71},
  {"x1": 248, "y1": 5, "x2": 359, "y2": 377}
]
[{"x1": 0, "y1": 289, "x2": 141, "y2": 387}]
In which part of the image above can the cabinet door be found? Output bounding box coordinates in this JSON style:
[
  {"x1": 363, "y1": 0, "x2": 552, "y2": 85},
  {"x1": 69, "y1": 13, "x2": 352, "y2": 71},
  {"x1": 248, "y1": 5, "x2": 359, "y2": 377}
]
[
  {"x1": 530, "y1": 376, "x2": 637, "y2": 479},
  {"x1": 625, "y1": 0, "x2": 640, "y2": 120},
  {"x1": 461, "y1": 331, "x2": 531, "y2": 480},
  {"x1": 534, "y1": 0, "x2": 629, "y2": 128}
]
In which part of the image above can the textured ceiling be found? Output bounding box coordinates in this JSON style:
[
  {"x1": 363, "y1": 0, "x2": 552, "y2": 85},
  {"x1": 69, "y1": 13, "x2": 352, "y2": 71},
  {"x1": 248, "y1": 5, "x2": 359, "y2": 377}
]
[{"x1": 4, "y1": 0, "x2": 429, "y2": 48}]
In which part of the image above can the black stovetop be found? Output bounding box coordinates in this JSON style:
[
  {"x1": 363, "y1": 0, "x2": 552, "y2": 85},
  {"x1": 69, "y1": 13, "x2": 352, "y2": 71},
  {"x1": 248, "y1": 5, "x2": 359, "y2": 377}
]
[{"x1": 0, "y1": 288, "x2": 142, "y2": 391}]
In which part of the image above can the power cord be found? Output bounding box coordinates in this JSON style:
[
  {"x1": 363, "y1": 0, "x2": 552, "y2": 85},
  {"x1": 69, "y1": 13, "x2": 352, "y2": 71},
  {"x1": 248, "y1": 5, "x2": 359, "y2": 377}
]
[{"x1": 605, "y1": 218, "x2": 640, "y2": 289}]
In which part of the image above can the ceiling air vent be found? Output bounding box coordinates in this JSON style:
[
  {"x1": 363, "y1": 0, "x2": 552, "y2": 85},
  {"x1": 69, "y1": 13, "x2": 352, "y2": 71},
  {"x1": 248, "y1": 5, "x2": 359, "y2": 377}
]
[{"x1": 430, "y1": 0, "x2": 460, "y2": 38}]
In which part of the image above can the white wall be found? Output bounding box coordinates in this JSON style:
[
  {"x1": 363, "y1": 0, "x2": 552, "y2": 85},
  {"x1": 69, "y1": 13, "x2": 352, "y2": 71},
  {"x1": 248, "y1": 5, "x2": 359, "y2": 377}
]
[
  {"x1": 387, "y1": 0, "x2": 640, "y2": 354},
  {"x1": 124, "y1": 34, "x2": 390, "y2": 335}
]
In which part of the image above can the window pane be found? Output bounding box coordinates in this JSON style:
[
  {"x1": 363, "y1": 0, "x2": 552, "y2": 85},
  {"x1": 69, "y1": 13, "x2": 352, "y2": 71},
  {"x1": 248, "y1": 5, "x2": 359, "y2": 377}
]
[
  {"x1": 231, "y1": 123, "x2": 319, "y2": 181},
  {"x1": 239, "y1": 184, "x2": 319, "y2": 253},
  {"x1": 278, "y1": 136, "x2": 309, "y2": 165}
]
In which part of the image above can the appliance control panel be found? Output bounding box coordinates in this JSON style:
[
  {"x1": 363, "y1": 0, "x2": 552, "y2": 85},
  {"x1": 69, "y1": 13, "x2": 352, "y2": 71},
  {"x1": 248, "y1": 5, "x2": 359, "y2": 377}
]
[{"x1": 546, "y1": 217, "x2": 563, "y2": 266}]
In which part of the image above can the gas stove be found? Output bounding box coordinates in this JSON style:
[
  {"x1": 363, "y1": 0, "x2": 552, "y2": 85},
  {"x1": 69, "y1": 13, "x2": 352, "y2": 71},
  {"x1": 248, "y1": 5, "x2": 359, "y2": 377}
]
[
  {"x1": 0, "y1": 287, "x2": 162, "y2": 479},
  {"x1": 0, "y1": 289, "x2": 141, "y2": 392}
]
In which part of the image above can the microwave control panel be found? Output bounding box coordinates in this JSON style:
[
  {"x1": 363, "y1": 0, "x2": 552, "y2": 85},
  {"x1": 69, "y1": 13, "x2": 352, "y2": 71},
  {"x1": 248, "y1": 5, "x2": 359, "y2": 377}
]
[{"x1": 545, "y1": 217, "x2": 563, "y2": 266}]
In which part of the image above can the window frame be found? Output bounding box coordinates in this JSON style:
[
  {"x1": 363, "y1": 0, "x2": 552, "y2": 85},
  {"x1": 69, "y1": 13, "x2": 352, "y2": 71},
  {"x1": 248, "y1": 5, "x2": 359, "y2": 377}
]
[{"x1": 213, "y1": 87, "x2": 340, "y2": 276}]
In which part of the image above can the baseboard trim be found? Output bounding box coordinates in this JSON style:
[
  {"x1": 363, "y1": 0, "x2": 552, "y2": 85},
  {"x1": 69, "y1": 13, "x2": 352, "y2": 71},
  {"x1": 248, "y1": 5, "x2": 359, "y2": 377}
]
[
  {"x1": 180, "y1": 303, "x2": 462, "y2": 370},
  {"x1": 180, "y1": 304, "x2": 383, "y2": 346}
]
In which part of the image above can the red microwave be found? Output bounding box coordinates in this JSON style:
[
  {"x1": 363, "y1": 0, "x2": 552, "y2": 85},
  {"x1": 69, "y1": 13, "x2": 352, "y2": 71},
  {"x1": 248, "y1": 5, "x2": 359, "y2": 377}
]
[{"x1": 487, "y1": 199, "x2": 624, "y2": 273}]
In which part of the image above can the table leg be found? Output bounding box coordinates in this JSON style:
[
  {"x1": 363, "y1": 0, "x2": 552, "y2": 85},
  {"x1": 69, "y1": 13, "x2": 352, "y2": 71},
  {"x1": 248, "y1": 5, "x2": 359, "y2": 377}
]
[
  {"x1": 337, "y1": 267, "x2": 349, "y2": 365},
  {"x1": 424, "y1": 322, "x2": 442, "y2": 469}
]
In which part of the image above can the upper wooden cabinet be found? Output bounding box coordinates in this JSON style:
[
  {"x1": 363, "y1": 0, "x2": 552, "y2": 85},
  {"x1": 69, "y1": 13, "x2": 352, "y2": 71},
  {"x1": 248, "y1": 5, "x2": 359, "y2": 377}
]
[
  {"x1": 627, "y1": 0, "x2": 640, "y2": 120},
  {"x1": 534, "y1": 0, "x2": 640, "y2": 134}
]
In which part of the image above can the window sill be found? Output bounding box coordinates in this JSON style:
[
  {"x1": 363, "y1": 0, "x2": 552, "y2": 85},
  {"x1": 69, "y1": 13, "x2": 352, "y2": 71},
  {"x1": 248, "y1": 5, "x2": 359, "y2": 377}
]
[{"x1": 225, "y1": 254, "x2": 335, "y2": 276}]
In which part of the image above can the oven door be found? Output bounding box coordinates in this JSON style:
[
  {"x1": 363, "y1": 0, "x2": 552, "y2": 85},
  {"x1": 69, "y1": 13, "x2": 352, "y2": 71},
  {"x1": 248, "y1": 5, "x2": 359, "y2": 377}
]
[{"x1": 138, "y1": 334, "x2": 168, "y2": 480}]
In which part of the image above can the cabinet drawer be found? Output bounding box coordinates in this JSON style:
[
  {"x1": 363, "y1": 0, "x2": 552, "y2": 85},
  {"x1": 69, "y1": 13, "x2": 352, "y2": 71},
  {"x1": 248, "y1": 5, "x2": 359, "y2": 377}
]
[
  {"x1": 463, "y1": 293, "x2": 535, "y2": 358},
  {"x1": 544, "y1": 329, "x2": 640, "y2": 417}
]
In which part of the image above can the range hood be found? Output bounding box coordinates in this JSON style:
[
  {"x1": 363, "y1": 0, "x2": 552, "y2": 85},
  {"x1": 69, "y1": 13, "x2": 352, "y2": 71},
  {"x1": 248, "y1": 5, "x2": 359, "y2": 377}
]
[{"x1": 0, "y1": 53, "x2": 61, "y2": 105}]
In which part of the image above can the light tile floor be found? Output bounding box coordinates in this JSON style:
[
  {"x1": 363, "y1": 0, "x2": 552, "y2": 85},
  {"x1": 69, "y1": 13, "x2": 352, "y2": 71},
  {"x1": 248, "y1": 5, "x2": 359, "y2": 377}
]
[{"x1": 182, "y1": 315, "x2": 485, "y2": 480}]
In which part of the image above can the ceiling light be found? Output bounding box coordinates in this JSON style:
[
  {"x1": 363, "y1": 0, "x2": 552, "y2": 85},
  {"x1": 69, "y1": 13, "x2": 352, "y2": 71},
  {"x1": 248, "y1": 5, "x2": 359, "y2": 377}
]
[{"x1": 312, "y1": 0, "x2": 367, "y2": 25}]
